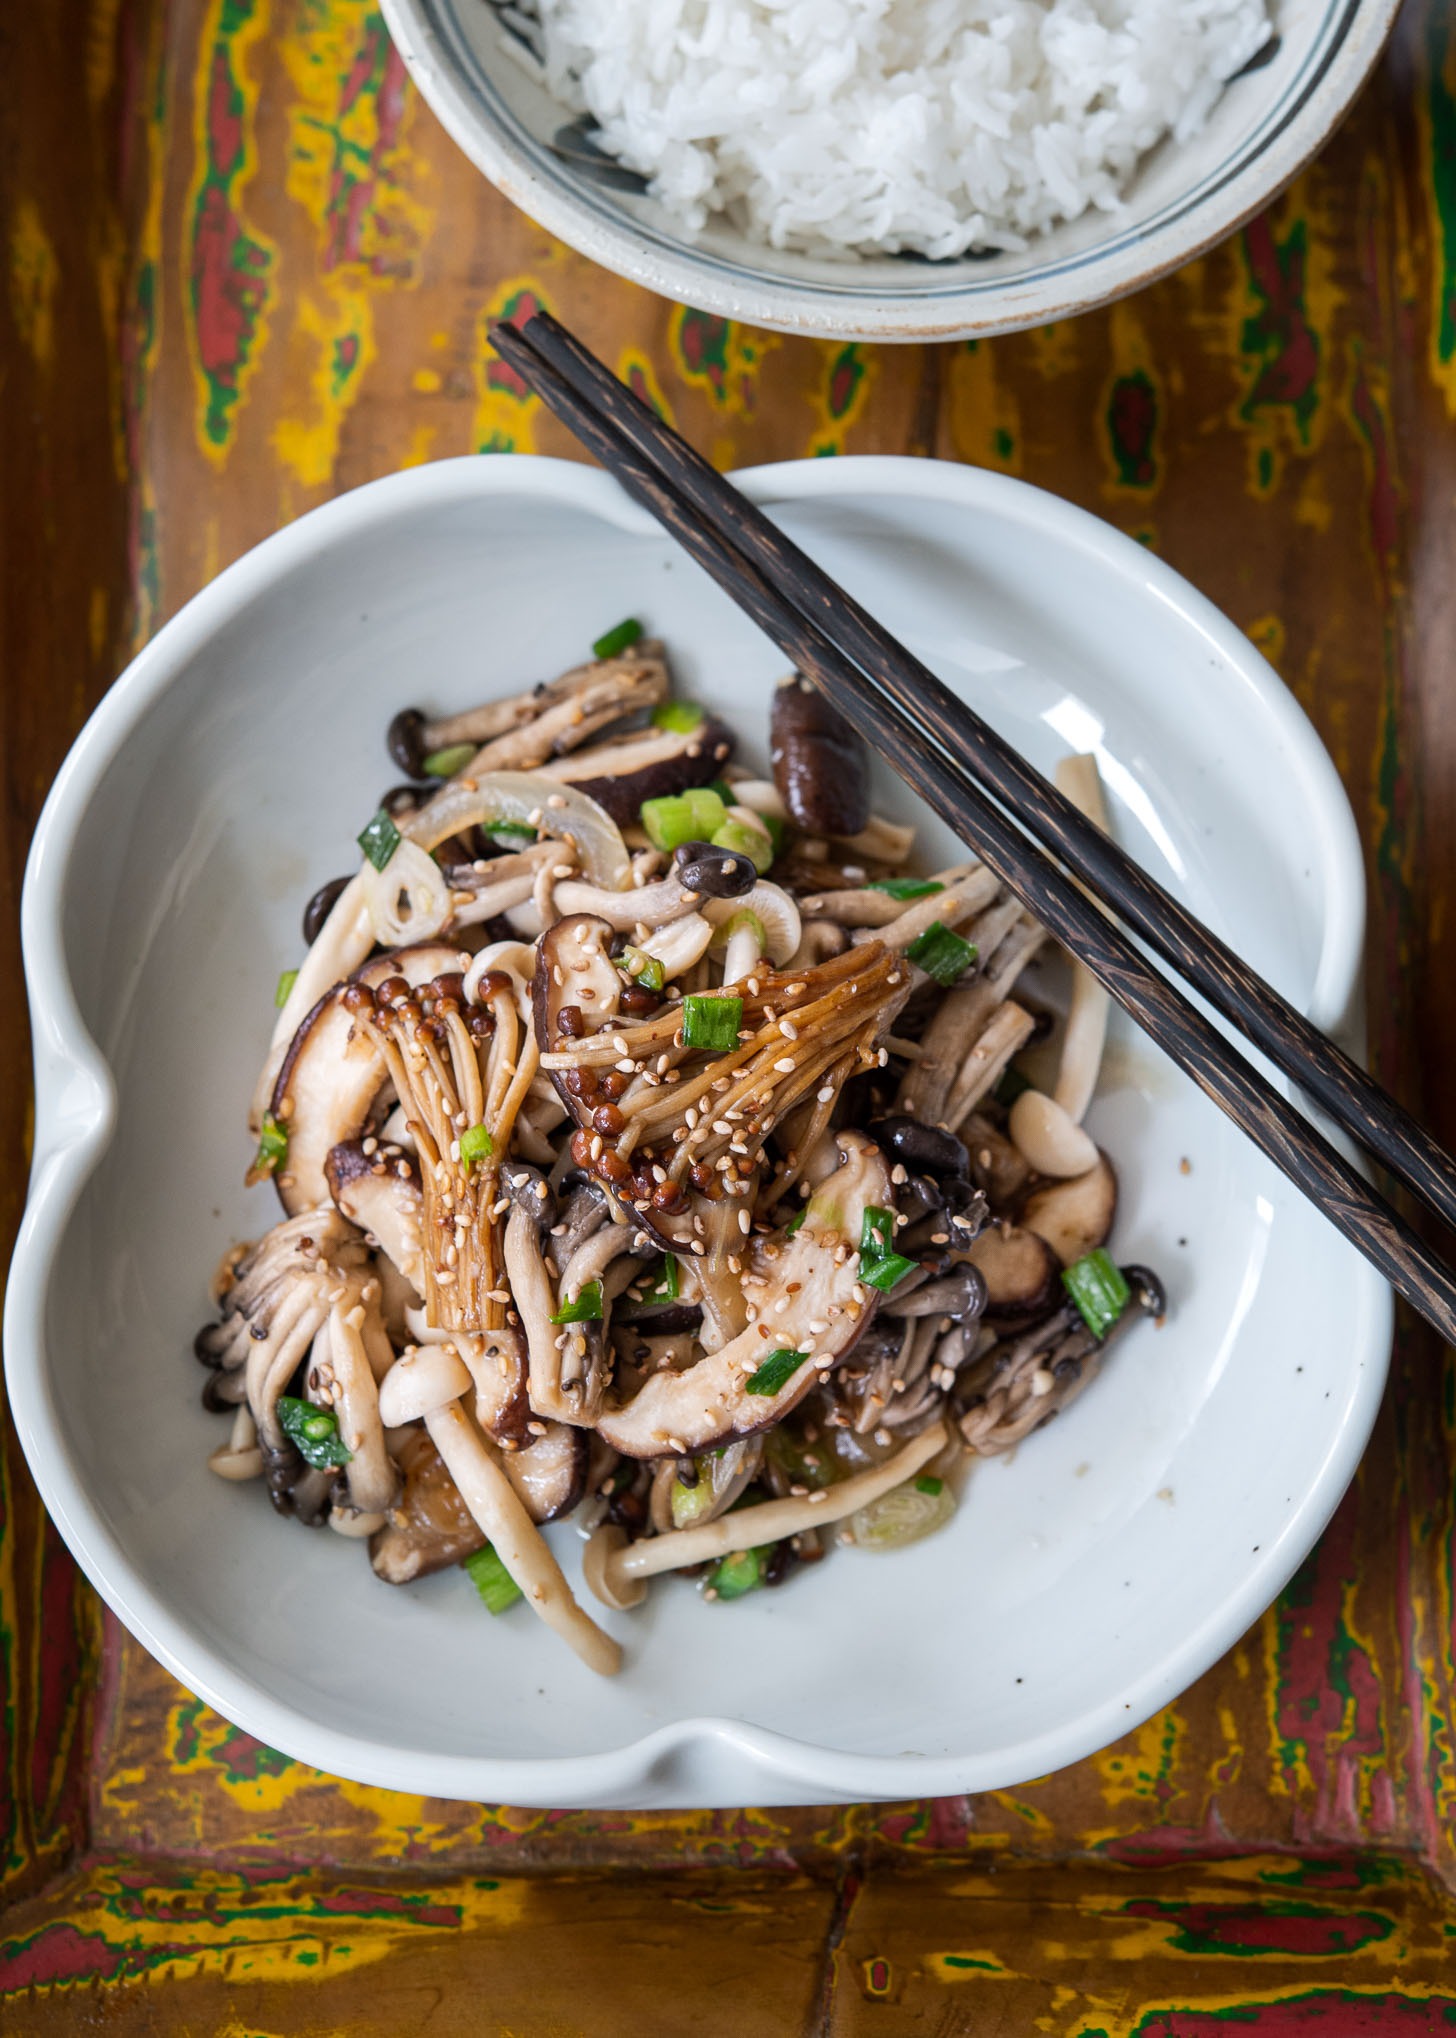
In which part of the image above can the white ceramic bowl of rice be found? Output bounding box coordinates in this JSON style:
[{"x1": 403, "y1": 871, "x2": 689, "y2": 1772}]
[{"x1": 380, "y1": 0, "x2": 1397, "y2": 341}]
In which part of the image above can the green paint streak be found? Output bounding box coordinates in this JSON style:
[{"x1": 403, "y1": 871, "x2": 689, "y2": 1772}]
[
  {"x1": 1257, "y1": 444, "x2": 1274, "y2": 490},
  {"x1": 942, "y1": 1954, "x2": 1000, "y2": 1971},
  {"x1": 993, "y1": 426, "x2": 1014, "y2": 459}
]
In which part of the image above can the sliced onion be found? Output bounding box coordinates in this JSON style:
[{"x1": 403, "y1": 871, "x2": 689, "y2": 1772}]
[
  {"x1": 850, "y1": 1473, "x2": 955, "y2": 1551},
  {"x1": 403, "y1": 771, "x2": 631, "y2": 892},
  {"x1": 361, "y1": 839, "x2": 452, "y2": 946}
]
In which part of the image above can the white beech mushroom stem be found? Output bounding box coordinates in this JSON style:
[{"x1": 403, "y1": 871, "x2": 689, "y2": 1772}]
[
  {"x1": 424, "y1": 1400, "x2": 621, "y2": 1677},
  {"x1": 1007, "y1": 753, "x2": 1110, "y2": 1177},
  {"x1": 1051, "y1": 752, "x2": 1112, "y2": 1124},
  {"x1": 594, "y1": 1423, "x2": 948, "y2": 1599}
]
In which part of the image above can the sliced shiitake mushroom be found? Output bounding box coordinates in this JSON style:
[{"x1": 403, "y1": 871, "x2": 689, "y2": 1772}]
[
  {"x1": 541, "y1": 715, "x2": 735, "y2": 823},
  {"x1": 270, "y1": 941, "x2": 465, "y2": 1215},
  {"x1": 369, "y1": 1429, "x2": 484, "y2": 1584}
]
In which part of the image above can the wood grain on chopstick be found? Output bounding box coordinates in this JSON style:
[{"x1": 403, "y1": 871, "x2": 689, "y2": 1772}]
[
  {"x1": 519, "y1": 306, "x2": 1456, "y2": 1245},
  {"x1": 489, "y1": 310, "x2": 1456, "y2": 1349}
]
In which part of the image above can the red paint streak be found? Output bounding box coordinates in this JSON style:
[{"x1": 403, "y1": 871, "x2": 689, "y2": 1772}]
[
  {"x1": 1123, "y1": 1899, "x2": 1389, "y2": 1956},
  {"x1": 207, "y1": 47, "x2": 244, "y2": 180},
  {"x1": 1139, "y1": 1993, "x2": 1456, "y2": 2034},
  {"x1": 313, "y1": 1886, "x2": 459, "y2": 1928},
  {"x1": 1110, "y1": 374, "x2": 1157, "y2": 486},
  {"x1": 1276, "y1": 1492, "x2": 1385, "y2": 1844},
  {"x1": 1242, "y1": 215, "x2": 1318, "y2": 422},
  {"x1": 338, "y1": 26, "x2": 379, "y2": 120},
  {"x1": 192, "y1": 184, "x2": 267, "y2": 388},
  {"x1": 486, "y1": 292, "x2": 543, "y2": 397},
  {"x1": 1099, "y1": 1803, "x2": 1234, "y2": 1865}
]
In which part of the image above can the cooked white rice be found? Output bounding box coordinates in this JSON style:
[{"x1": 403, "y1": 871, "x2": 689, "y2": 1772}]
[{"x1": 528, "y1": 0, "x2": 1272, "y2": 259}]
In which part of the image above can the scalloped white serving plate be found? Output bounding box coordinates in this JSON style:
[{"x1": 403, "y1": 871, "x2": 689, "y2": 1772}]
[{"x1": 8, "y1": 455, "x2": 1390, "y2": 1808}]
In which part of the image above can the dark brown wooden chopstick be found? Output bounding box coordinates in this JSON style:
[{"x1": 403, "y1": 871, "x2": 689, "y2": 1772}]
[
  {"x1": 489, "y1": 310, "x2": 1456, "y2": 1345},
  {"x1": 516, "y1": 306, "x2": 1456, "y2": 1248}
]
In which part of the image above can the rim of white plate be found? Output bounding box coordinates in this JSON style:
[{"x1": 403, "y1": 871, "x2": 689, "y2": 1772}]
[{"x1": 5, "y1": 454, "x2": 1389, "y2": 1804}]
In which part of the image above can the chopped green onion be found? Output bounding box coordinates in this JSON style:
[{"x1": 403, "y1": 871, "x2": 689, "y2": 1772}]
[
  {"x1": 593, "y1": 616, "x2": 643, "y2": 660},
  {"x1": 463, "y1": 1543, "x2": 523, "y2": 1615},
  {"x1": 682, "y1": 993, "x2": 742, "y2": 1052},
  {"x1": 1062, "y1": 1248, "x2": 1130, "y2": 1340},
  {"x1": 422, "y1": 741, "x2": 477, "y2": 778},
  {"x1": 483, "y1": 820, "x2": 538, "y2": 850},
  {"x1": 640, "y1": 787, "x2": 727, "y2": 853},
  {"x1": 357, "y1": 808, "x2": 402, "y2": 872},
  {"x1": 707, "y1": 1547, "x2": 768, "y2": 1600},
  {"x1": 745, "y1": 1347, "x2": 809, "y2": 1397},
  {"x1": 915, "y1": 1475, "x2": 944, "y2": 1497},
  {"x1": 277, "y1": 1395, "x2": 352, "y2": 1470},
  {"x1": 253, "y1": 1112, "x2": 289, "y2": 1178},
  {"x1": 706, "y1": 778, "x2": 736, "y2": 805},
  {"x1": 762, "y1": 812, "x2": 787, "y2": 857},
  {"x1": 274, "y1": 968, "x2": 298, "y2": 1009},
  {"x1": 712, "y1": 814, "x2": 774, "y2": 874},
  {"x1": 995, "y1": 1066, "x2": 1033, "y2": 1108},
  {"x1": 651, "y1": 700, "x2": 704, "y2": 733},
  {"x1": 644, "y1": 1255, "x2": 680, "y2": 1306},
  {"x1": 619, "y1": 944, "x2": 664, "y2": 993},
  {"x1": 551, "y1": 1280, "x2": 603, "y2": 1325},
  {"x1": 784, "y1": 1204, "x2": 808, "y2": 1237},
  {"x1": 906, "y1": 920, "x2": 978, "y2": 987},
  {"x1": 459, "y1": 1123, "x2": 493, "y2": 1169},
  {"x1": 670, "y1": 1470, "x2": 720, "y2": 1530},
  {"x1": 868, "y1": 877, "x2": 944, "y2": 901},
  {"x1": 858, "y1": 1206, "x2": 918, "y2": 1292}
]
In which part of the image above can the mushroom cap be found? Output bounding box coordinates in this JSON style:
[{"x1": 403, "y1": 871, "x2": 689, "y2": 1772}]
[{"x1": 377, "y1": 1343, "x2": 472, "y2": 1426}]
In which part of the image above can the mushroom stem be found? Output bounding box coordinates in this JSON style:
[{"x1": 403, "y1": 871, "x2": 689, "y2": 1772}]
[
  {"x1": 424, "y1": 1400, "x2": 621, "y2": 1676},
  {"x1": 1051, "y1": 752, "x2": 1112, "y2": 1125},
  {"x1": 594, "y1": 1423, "x2": 948, "y2": 1597}
]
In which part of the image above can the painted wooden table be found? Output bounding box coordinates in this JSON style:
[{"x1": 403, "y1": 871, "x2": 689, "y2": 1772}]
[{"x1": 4, "y1": 0, "x2": 1456, "y2": 2028}]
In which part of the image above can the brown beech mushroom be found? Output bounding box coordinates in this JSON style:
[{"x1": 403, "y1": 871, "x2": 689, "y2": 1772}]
[
  {"x1": 964, "y1": 1220, "x2": 1064, "y2": 1324},
  {"x1": 958, "y1": 1266, "x2": 1164, "y2": 1456},
  {"x1": 771, "y1": 675, "x2": 870, "y2": 836},
  {"x1": 389, "y1": 642, "x2": 670, "y2": 780},
  {"x1": 1021, "y1": 1151, "x2": 1118, "y2": 1266}
]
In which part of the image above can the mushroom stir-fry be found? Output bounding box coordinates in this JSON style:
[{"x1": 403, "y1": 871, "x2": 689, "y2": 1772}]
[{"x1": 197, "y1": 626, "x2": 1165, "y2": 1675}]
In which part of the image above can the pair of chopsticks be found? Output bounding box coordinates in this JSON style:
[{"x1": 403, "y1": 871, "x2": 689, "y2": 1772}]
[{"x1": 489, "y1": 308, "x2": 1456, "y2": 1347}]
